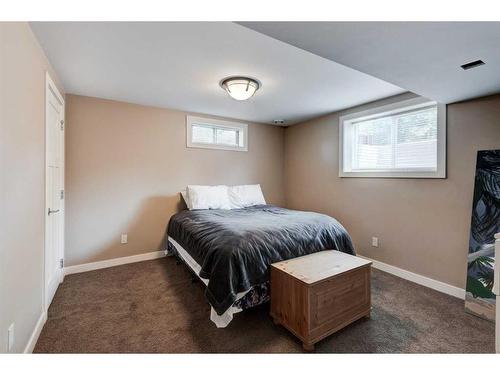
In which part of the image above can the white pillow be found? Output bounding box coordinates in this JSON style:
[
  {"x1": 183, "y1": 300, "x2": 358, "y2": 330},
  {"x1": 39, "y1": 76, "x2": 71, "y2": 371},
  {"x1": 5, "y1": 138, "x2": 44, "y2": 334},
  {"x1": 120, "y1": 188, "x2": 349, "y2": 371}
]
[
  {"x1": 180, "y1": 190, "x2": 191, "y2": 210},
  {"x1": 187, "y1": 185, "x2": 231, "y2": 210},
  {"x1": 228, "y1": 184, "x2": 266, "y2": 209}
]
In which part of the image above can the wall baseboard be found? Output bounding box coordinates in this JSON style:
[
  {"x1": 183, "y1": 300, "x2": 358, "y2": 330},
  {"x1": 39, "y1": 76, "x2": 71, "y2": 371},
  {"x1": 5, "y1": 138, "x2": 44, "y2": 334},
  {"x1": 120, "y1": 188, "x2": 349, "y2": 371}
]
[
  {"x1": 23, "y1": 310, "x2": 47, "y2": 353},
  {"x1": 359, "y1": 255, "x2": 466, "y2": 300},
  {"x1": 63, "y1": 251, "x2": 465, "y2": 298},
  {"x1": 64, "y1": 250, "x2": 166, "y2": 276}
]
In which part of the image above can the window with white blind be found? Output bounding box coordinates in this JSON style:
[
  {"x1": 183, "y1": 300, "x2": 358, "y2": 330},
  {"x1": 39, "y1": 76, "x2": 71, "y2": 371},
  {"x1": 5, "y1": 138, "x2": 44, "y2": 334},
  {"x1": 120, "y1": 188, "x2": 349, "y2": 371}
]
[
  {"x1": 339, "y1": 97, "x2": 446, "y2": 178},
  {"x1": 186, "y1": 116, "x2": 248, "y2": 152}
]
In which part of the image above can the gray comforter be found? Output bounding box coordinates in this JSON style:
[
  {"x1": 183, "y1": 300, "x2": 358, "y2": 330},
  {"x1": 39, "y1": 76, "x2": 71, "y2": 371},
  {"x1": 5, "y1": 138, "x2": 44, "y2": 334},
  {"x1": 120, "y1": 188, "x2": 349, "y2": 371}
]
[{"x1": 167, "y1": 205, "x2": 354, "y2": 315}]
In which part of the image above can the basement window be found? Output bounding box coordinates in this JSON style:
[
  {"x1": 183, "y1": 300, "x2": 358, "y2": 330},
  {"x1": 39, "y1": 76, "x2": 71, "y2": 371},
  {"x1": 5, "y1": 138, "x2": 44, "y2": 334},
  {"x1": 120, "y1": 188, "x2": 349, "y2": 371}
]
[
  {"x1": 339, "y1": 97, "x2": 446, "y2": 178},
  {"x1": 186, "y1": 116, "x2": 248, "y2": 152}
]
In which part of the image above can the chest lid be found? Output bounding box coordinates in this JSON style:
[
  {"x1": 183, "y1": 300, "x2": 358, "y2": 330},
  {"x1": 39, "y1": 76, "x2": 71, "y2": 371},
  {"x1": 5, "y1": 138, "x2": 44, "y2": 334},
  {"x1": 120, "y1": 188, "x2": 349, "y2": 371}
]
[{"x1": 271, "y1": 250, "x2": 371, "y2": 285}]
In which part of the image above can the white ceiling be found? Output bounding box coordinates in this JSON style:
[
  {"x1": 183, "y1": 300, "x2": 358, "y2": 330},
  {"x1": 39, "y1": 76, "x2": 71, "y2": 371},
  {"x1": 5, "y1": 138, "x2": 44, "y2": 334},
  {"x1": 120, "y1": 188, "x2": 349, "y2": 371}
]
[
  {"x1": 240, "y1": 22, "x2": 500, "y2": 104},
  {"x1": 30, "y1": 22, "x2": 404, "y2": 125}
]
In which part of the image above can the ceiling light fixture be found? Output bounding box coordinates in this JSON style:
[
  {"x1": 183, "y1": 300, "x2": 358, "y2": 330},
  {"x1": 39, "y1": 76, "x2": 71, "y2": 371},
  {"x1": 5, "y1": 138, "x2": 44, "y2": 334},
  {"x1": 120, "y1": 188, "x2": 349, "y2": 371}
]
[{"x1": 220, "y1": 76, "x2": 260, "y2": 101}]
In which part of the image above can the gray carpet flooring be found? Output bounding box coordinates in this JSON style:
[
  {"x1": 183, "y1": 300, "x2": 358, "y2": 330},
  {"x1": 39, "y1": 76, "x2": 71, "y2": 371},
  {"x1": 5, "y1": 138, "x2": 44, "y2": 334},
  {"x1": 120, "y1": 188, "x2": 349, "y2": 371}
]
[{"x1": 34, "y1": 257, "x2": 495, "y2": 353}]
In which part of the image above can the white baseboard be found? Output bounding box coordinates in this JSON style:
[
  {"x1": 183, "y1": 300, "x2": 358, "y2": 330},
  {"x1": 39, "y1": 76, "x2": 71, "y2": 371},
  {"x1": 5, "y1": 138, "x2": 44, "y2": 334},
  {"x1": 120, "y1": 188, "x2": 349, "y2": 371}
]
[
  {"x1": 64, "y1": 250, "x2": 166, "y2": 276},
  {"x1": 63, "y1": 251, "x2": 465, "y2": 298},
  {"x1": 359, "y1": 255, "x2": 466, "y2": 300},
  {"x1": 23, "y1": 310, "x2": 47, "y2": 353}
]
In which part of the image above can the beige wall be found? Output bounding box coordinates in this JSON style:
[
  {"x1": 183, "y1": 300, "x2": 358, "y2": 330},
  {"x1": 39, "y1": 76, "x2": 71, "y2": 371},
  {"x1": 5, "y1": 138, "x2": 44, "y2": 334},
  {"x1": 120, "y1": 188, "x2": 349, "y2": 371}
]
[
  {"x1": 65, "y1": 95, "x2": 285, "y2": 266},
  {"x1": 284, "y1": 92, "x2": 500, "y2": 289},
  {"x1": 0, "y1": 23, "x2": 64, "y2": 353}
]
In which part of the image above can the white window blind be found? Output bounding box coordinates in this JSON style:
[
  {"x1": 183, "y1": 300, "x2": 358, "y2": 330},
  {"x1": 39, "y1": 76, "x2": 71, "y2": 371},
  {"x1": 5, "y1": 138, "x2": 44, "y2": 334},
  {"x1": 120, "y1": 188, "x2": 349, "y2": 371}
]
[
  {"x1": 186, "y1": 116, "x2": 248, "y2": 151},
  {"x1": 191, "y1": 124, "x2": 244, "y2": 147},
  {"x1": 340, "y1": 98, "x2": 446, "y2": 178}
]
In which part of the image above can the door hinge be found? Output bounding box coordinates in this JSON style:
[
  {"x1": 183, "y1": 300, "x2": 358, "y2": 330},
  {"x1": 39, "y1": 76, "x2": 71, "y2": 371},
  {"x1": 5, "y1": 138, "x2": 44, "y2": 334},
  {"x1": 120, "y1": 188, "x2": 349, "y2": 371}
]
[
  {"x1": 60, "y1": 190, "x2": 64, "y2": 200},
  {"x1": 60, "y1": 258, "x2": 64, "y2": 268},
  {"x1": 60, "y1": 120, "x2": 64, "y2": 131}
]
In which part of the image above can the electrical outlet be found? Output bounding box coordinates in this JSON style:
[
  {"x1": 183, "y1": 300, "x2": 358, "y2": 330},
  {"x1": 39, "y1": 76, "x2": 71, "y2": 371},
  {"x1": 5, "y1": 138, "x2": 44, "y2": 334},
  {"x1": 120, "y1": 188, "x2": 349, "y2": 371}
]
[
  {"x1": 7, "y1": 323, "x2": 14, "y2": 352},
  {"x1": 121, "y1": 234, "x2": 128, "y2": 244},
  {"x1": 371, "y1": 237, "x2": 379, "y2": 247}
]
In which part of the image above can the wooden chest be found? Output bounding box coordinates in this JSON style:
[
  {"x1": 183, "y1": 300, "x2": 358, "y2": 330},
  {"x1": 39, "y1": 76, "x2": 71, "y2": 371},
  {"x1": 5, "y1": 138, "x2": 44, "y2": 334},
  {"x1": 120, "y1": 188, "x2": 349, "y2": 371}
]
[{"x1": 270, "y1": 251, "x2": 372, "y2": 351}]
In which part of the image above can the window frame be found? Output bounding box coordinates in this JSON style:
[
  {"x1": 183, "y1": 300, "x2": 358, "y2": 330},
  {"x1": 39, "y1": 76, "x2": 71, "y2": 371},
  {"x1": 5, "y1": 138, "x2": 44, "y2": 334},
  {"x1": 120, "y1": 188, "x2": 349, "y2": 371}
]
[
  {"x1": 186, "y1": 115, "x2": 248, "y2": 152},
  {"x1": 339, "y1": 97, "x2": 446, "y2": 179}
]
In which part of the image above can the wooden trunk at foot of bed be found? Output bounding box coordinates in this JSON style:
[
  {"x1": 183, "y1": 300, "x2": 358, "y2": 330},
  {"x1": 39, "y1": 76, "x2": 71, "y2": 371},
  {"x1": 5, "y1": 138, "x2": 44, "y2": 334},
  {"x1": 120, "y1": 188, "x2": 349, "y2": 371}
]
[{"x1": 270, "y1": 251, "x2": 372, "y2": 351}]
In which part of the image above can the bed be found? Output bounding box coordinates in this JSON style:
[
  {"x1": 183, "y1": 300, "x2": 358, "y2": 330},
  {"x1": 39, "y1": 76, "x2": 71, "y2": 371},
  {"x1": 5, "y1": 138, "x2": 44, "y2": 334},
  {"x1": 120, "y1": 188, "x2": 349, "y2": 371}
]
[{"x1": 165, "y1": 204, "x2": 354, "y2": 327}]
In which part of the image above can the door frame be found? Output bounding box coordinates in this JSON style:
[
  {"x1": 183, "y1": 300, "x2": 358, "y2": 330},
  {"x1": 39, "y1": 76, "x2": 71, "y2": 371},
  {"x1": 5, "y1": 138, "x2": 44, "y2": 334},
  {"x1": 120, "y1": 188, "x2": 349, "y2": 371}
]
[{"x1": 44, "y1": 72, "x2": 65, "y2": 311}]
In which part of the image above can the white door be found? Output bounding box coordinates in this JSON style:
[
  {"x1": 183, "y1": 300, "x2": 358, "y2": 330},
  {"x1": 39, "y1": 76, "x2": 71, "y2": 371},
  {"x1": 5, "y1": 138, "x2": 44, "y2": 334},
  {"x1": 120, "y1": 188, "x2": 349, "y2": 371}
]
[{"x1": 45, "y1": 73, "x2": 65, "y2": 309}]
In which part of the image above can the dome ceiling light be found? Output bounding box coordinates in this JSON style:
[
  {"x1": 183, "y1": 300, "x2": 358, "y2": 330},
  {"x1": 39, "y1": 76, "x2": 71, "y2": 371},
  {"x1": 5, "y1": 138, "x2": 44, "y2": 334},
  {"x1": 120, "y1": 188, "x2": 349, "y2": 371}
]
[{"x1": 220, "y1": 76, "x2": 260, "y2": 101}]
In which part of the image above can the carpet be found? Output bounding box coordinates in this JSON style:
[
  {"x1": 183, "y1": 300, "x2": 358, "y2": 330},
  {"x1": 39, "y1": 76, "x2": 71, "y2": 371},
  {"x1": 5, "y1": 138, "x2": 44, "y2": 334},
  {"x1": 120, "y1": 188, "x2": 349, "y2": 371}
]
[{"x1": 34, "y1": 257, "x2": 495, "y2": 353}]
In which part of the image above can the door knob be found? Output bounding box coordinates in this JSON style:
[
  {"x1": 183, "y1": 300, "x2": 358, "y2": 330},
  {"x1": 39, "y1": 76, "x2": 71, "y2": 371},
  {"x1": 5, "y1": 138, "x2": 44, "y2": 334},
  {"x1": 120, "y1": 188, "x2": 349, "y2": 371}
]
[{"x1": 48, "y1": 208, "x2": 60, "y2": 215}]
